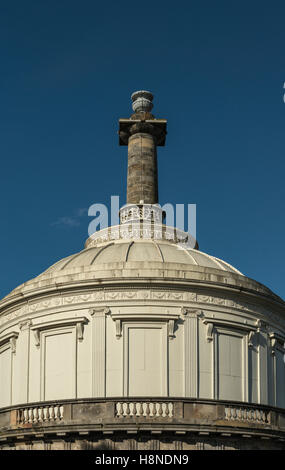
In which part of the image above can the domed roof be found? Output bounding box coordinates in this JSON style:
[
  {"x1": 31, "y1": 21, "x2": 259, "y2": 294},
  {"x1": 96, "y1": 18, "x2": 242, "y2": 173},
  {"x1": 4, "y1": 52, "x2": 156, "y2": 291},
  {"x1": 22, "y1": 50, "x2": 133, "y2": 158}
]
[
  {"x1": 1, "y1": 237, "x2": 252, "y2": 305},
  {"x1": 42, "y1": 239, "x2": 242, "y2": 275}
]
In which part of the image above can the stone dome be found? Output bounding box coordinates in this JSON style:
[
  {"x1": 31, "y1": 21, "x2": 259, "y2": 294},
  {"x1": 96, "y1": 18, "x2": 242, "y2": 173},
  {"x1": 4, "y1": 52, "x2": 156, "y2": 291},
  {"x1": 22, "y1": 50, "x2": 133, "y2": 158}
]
[
  {"x1": 1, "y1": 237, "x2": 247, "y2": 303},
  {"x1": 44, "y1": 239, "x2": 242, "y2": 275},
  {"x1": 3, "y1": 235, "x2": 281, "y2": 304}
]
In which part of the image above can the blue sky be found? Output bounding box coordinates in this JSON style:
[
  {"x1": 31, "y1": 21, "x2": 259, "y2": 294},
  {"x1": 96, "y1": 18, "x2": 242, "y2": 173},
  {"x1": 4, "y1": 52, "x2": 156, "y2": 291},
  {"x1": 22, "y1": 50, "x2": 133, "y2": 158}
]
[{"x1": 0, "y1": 0, "x2": 284, "y2": 299}]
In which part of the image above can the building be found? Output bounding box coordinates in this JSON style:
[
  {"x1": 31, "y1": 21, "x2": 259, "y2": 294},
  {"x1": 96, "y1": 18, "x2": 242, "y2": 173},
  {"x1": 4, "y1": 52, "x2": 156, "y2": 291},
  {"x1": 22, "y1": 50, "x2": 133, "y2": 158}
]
[{"x1": 0, "y1": 91, "x2": 285, "y2": 450}]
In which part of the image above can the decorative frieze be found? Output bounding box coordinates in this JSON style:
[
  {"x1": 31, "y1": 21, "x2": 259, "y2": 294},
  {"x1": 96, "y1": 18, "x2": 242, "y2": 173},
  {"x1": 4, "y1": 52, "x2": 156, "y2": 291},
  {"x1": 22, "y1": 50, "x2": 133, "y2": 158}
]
[
  {"x1": 85, "y1": 224, "x2": 189, "y2": 247},
  {"x1": 1, "y1": 288, "x2": 284, "y2": 333}
]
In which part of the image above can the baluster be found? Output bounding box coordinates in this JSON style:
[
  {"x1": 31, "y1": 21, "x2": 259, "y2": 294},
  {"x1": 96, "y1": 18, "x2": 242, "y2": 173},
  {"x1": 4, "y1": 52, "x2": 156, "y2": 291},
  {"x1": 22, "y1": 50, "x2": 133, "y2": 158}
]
[
  {"x1": 50, "y1": 405, "x2": 55, "y2": 421},
  {"x1": 20, "y1": 408, "x2": 24, "y2": 424},
  {"x1": 237, "y1": 408, "x2": 242, "y2": 420},
  {"x1": 28, "y1": 408, "x2": 32, "y2": 423},
  {"x1": 59, "y1": 405, "x2": 64, "y2": 420},
  {"x1": 164, "y1": 403, "x2": 169, "y2": 417},
  {"x1": 260, "y1": 410, "x2": 264, "y2": 423},
  {"x1": 33, "y1": 407, "x2": 39, "y2": 423},
  {"x1": 38, "y1": 407, "x2": 44, "y2": 422},
  {"x1": 131, "y1": 402, "x2": 135, "y2": 416},
  {"x1": 256, "y1": 409, "x2": 260, "y2": 422},
  {"x1": 117, "y1": 402, "x2": 123, "y2": 417},
  {"x1": 228, "y1": 407, "x2": 232, "y2": 420},
  {"x1": 16, "y1": 409, "x2": 21, "y2": 425},
  {"x1": 138, "y1": 402, "x2": 143, "y2": 417},
  {"x1": 225, "y1": 407, "x2": 230, "y2": 420},
  {"x1": 125, "y1": 402, "x2": 131, "y2": 417},
  {"x1": 145, "y1": 402, "x2": 151, "y2": 417},
  {"x1": 55, "y1": 405, "x2": 60, "y2": 421},
  {"x1": 158, "y1": 403, "x2": 163, "y2": 417},
  {"x1": 43, "y1": 407, "x2": 49, "y2": 421},
  {"x1": 137, "y1": 402, "x2": 142, "y2": 416},
  {"x1": 24, "y1": 408, "x2": 29, "y2": 424}
]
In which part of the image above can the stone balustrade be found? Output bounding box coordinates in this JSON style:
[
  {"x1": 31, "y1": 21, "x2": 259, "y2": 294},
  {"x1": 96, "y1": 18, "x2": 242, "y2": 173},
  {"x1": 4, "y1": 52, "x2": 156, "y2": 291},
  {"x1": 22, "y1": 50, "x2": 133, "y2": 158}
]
[
  {"x1": 116, "y1": 401, "x2": 173, "y2": 418},
  {"x1": 225, "y1": 406, "x2": 269, "y2": 424},
  {"x1": 16, "y1": 404, "x2": 64, "y2": 425},
  {"x1": 0, "y1": 398, "x2": 284, "y2": 445}
]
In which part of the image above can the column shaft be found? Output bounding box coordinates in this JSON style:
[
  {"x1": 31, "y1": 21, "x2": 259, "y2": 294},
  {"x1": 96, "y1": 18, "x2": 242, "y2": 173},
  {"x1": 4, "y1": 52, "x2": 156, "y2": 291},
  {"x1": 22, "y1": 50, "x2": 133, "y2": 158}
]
[{"x1": 127, "y1": 133, "x2": 158, "y2": 205}]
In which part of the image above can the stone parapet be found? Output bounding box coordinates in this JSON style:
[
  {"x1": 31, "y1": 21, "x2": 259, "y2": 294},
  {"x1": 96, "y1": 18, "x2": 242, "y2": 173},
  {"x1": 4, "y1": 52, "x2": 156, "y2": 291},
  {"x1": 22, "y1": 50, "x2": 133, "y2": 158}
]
[{"x1": 1, "y1": 398, "x2": 285, "y2": 446}]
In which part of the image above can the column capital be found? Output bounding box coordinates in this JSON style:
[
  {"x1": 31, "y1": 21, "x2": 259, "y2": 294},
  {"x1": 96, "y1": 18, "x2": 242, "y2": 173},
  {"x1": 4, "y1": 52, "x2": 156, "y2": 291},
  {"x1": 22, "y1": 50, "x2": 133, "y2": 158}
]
[{"x1": 89, "y1": 307, "x2": 110, "y2": 317}]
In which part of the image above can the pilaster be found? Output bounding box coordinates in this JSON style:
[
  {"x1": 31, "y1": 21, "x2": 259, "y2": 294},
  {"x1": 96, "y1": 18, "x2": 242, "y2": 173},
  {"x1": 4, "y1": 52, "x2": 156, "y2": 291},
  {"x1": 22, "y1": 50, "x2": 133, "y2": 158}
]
[
  {"x1": 183, "y1": 308, "x2": 199, "y2": 397},
  {"x1": 15, "y1": 320, "x2": 32, "y2": 403},
  {"x1": 90, "y1": 307, "x2": 110, "y2": 397}
]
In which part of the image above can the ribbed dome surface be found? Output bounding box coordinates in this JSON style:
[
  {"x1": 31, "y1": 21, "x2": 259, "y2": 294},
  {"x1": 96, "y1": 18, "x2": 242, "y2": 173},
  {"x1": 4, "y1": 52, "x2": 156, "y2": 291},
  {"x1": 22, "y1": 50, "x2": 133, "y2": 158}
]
[{"x1": 43, "y1": 239, "x2": 242, "y2": 275}]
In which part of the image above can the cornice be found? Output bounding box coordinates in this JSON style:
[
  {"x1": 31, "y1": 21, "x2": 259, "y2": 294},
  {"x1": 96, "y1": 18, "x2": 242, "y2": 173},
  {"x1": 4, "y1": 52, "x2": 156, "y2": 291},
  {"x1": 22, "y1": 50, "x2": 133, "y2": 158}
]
[{"x1": 0, "y1": 276, "x2": 283, "y2": 316}]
